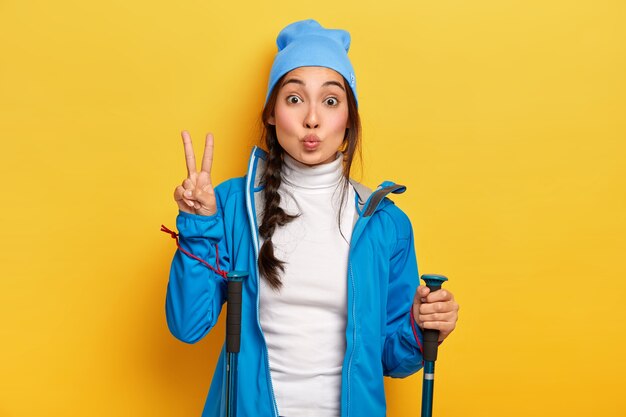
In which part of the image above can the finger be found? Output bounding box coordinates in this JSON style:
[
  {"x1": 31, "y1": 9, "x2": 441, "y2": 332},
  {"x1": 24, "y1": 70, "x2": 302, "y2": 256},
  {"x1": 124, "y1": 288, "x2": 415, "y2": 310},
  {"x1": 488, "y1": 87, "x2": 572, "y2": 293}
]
[
  {"x1": 182, "y1": 178, "x2": 195, "y2": 191},
  {"x1": 180, "y1": 178, "x2": 197, "y2": 202},
  {"x1": 425, "y1": 289, "x2": 454, "y2": 303},
  {"x1": 413, "y1": 286, "x2": 430, "y2": 306},
  {"x1": 201, "y1": 132, "x2": 214, "y2": 174},
  {"x1": 419, "y1": 321, "x2": 457, "y2": 342},
  {"x1": 174, "y1": 185, "x2": 196, "y2": 208},
  {"x1": 418, "y1": 320, "x2": 456, "y2": 333},
  {"x1": 417, "y1": 310, "x2": 457, "y2": 325},
  {"x1": 418, "y1": 285, "x2": 430, "y2": 300},
  {"x1": 419, "y1": 300, "x2": 458, "y2": 315},
  {"x1": 191, "y1": 187, "x2": 216, "y2": 211},
  {"x1": 181, "y1": 130, "x2": 197, "y2": 177},
  {"x1": 413, "y1": 287, "x2": 423, "y2": 308},
  {"x1": 174, "y1": 185, "x2": 186, "y2": 201}
]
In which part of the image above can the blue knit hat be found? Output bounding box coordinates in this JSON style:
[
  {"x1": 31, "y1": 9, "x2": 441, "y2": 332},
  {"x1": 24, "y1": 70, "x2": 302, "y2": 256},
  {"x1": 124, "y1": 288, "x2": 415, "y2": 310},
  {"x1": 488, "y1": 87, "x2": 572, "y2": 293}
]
[{"x1": 265, "y1": 19, "x2": 358, "y2": 107}]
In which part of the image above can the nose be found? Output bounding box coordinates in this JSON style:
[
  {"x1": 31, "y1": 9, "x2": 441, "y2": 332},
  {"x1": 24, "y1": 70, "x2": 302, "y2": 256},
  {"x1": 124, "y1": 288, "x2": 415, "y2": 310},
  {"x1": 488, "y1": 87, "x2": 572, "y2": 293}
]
[{"x1": 304, "y1": 104, "x2": 319, "y2": 129}]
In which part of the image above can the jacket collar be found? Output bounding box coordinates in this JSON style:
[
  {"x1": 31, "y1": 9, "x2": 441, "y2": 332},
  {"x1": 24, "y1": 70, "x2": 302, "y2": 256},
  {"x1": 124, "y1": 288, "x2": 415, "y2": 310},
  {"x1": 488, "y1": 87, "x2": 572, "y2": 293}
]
[{"x1": 246, "y1": 146, "x2": 406, "y2": 218}]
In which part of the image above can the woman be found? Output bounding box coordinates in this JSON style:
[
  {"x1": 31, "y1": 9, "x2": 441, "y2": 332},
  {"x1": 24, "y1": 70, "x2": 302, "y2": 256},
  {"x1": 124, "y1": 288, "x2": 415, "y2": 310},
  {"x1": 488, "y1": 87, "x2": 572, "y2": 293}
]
[{"x1": 164, "y1": 19, "x2": 459, "y2": 417}]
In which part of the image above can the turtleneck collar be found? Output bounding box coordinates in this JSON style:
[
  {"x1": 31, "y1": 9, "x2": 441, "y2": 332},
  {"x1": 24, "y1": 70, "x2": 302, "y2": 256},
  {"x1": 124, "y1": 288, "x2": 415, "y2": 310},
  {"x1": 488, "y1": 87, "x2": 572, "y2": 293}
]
[{"x1": 281, "y1": 152, "x2": 344, "y2": 191}]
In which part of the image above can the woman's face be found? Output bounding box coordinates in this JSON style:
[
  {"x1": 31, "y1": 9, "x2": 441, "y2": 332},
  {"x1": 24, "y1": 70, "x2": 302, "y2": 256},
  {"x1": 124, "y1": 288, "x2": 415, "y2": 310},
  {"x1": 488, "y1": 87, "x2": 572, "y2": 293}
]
[{"x1": 268, "y1": 66, "x2": 349, "y2": 166}]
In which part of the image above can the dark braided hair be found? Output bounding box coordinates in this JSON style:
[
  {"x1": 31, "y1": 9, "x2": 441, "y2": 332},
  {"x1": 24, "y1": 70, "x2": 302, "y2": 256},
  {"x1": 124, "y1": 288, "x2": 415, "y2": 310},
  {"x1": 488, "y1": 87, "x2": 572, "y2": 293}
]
[{"x1": 258, "y1": 73, "x2": 361, "y2": 290}]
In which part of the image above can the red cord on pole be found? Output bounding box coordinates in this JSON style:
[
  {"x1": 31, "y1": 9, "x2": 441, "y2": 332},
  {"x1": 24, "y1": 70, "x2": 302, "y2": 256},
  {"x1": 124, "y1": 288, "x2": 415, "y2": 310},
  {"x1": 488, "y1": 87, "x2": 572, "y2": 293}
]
[{"x1": 410, "y1": 304, "x2": 424, "y2": 355}]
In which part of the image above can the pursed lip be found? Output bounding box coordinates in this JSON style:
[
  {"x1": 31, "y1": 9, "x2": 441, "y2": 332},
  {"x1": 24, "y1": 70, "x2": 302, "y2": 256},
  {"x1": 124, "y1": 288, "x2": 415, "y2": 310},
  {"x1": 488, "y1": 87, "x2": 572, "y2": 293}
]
[{"x1": 301, "y1": 134, "x2": 320, "y2": 143}]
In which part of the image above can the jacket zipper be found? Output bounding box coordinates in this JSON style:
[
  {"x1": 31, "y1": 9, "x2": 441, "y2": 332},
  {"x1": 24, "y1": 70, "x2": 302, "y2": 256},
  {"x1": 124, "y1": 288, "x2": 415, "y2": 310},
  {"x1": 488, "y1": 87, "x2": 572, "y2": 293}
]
[
  {"x1": 255, "y1": 261, "x2": 280, "y2": 417},
  {"x1": 345, "y1": 261, "x2": 357, "y2": 417},
  {"x1": 245, "y1": 158, "x2": 279, "y2": 417},
  {"x1": 245, "y1": 150, "x2": 397, "y2": 417}
]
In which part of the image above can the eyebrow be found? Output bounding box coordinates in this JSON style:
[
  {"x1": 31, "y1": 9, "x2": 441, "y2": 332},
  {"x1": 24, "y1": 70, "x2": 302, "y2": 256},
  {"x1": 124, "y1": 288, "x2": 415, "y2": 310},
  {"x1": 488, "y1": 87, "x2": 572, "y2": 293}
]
[{"x1": 281, "y1": 78, "x2": 346, "y2": 91}]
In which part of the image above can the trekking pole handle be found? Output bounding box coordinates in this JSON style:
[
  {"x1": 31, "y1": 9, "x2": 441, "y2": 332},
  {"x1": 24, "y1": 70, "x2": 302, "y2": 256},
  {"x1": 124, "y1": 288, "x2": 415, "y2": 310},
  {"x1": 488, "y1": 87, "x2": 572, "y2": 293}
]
[
  {"x1": 226, "y1": 271, "x2": 248, "y2": 353},
  {"x1": 420, "y1": 274, "x2": 448, "y2": 362}
]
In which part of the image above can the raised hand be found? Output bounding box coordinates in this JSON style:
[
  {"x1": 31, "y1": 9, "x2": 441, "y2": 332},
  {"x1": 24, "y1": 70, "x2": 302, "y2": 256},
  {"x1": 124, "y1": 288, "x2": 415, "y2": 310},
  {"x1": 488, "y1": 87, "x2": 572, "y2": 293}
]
[{"x1": 173, "y1": 130, "x2": 217, "y2": 216}]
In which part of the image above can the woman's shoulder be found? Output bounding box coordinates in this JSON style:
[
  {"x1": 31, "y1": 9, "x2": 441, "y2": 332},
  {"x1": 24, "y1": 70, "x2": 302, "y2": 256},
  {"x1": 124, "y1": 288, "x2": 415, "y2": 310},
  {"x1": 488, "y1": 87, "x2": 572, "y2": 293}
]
[
  {"x1": 376, "y1": 201, "x2": 413, "y2": 241},
  {"x1": 350, "y1": 179, "x2": 411, "y2": 221},
  {"x1": 362, "y1": 182, "x2": 414, "y2": 240}
]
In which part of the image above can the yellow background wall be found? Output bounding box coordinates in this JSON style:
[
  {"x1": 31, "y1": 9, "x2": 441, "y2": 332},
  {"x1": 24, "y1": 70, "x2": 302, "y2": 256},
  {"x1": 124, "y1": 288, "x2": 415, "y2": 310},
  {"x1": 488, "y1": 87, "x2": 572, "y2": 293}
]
[{"x1": 1, "y1": 0, "x2": 624, "y2": 416}]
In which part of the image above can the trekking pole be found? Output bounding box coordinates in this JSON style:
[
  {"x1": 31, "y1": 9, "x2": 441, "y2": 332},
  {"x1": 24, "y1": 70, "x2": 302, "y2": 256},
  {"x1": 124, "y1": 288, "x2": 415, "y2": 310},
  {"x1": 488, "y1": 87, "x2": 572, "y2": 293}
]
[
  {"x1": 420, "y1": 274, "x2": 448, "y2": 417},
  {"x1": 224, "y1": 271, "x2": 247, "y2": 417}
]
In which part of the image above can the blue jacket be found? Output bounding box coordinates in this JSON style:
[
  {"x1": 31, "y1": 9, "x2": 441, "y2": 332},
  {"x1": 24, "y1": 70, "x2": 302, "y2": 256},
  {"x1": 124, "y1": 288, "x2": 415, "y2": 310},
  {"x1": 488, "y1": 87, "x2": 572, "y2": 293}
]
[{"x1": 166, "y1": 147, "x2": 424, "y2": 417}]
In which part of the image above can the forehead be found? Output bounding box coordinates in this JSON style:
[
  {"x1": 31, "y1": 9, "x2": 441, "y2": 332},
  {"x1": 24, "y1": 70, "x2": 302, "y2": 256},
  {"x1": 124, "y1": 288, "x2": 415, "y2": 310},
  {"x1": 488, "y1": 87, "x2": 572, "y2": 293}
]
[{"x1": 282, "y1": 66, "x2": 344, "y2": 84}]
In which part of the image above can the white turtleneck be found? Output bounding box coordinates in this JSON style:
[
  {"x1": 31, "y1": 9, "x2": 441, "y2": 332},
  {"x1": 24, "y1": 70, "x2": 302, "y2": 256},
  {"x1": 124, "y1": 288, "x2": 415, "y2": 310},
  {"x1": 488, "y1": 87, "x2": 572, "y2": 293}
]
[{"x1": 259, "y1": 152, "x2": 356, "y2": 417}]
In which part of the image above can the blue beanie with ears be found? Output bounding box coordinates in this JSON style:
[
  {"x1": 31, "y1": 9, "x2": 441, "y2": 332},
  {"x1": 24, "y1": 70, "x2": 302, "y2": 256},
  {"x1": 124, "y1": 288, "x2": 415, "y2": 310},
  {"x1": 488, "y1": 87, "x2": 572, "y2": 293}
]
[{"x1": 265, "y1": 19, "x2": 358, "y2": 107}]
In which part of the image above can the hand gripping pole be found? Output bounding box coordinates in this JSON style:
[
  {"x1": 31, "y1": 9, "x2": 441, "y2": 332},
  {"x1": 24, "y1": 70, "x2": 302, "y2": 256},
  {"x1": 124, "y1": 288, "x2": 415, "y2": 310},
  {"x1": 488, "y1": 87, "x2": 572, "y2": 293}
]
[{"x1": 420, "y1": 274, "x2": 448, "y2": 417}]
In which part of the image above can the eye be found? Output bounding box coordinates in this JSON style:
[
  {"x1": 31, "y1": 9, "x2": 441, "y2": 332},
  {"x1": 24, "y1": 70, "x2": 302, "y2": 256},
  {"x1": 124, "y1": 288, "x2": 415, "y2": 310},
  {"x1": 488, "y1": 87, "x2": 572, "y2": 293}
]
[
  {"x1": 287, "y1": 95, "x2": 302, "y2": 104},
  {"x1": 325, "y1": 97, "x2": 339, "y2": 106}
]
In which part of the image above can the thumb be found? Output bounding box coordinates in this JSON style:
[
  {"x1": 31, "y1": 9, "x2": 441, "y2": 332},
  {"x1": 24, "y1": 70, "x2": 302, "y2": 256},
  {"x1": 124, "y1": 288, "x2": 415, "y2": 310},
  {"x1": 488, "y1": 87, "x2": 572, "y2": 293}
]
[
  {"x1": 415, "y1": 285, "x2": 430, "y2": 303},
  {"x1": 413, "y1": 285, "x2": 430, "y2": 316},
  {"x1": 192, "y1": 188, "x2": 217, "y2": 213}
]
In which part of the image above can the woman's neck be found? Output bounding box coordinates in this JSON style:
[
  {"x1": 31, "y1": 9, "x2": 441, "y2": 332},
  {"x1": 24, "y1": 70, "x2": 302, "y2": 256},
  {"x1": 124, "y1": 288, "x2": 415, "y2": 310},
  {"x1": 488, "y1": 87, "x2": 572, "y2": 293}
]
[{"x1": 281, "y1": 152, "x2": 344, "y2": 190}]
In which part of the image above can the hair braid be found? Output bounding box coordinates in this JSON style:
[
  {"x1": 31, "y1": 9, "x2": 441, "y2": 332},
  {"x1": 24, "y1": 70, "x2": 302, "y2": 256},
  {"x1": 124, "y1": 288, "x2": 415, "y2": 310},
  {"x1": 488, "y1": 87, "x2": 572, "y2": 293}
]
[{"x1": 258, "y1": 131, "x2": 298, "y2": 290}]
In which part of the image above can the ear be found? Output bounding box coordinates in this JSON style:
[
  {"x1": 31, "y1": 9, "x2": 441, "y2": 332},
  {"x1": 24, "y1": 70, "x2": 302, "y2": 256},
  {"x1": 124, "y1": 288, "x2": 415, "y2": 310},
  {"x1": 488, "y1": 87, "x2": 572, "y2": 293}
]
[{"x1": 268, "y1": 113, "x2": 276, "y2": 126}]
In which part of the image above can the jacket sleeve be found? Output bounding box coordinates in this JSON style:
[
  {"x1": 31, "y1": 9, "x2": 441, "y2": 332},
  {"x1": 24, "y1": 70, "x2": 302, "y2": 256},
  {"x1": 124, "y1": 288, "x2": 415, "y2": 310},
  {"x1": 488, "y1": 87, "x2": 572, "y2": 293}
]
[
  {"x1": 381, "y1": 209, "x2": 424, "y2": 378},
  {"x1": 165, "y1": 208, "x2": 230, "y2": 344}
]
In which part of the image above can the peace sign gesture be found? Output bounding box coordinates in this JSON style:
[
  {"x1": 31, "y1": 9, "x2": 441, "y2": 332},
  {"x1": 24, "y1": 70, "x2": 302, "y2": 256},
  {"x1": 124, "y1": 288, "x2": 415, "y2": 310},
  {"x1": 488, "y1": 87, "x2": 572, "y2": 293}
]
[{"x1": 173, "y1": 130, "x2": 217, "y2": 216}]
